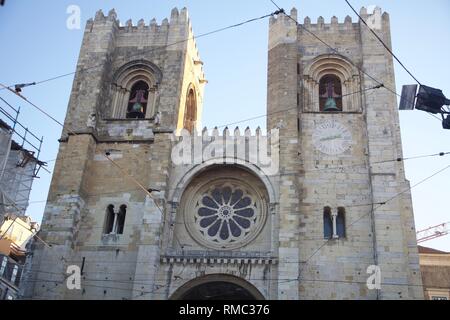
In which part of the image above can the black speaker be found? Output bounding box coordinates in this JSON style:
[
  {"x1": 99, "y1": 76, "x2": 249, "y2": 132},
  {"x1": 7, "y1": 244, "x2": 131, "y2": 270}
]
[
  {"x1": 443, "y1": 116, "x2": 450, "y2": 130},
  {"x1": 415, "y1": 85, "x2": 447, "y2": 114}
]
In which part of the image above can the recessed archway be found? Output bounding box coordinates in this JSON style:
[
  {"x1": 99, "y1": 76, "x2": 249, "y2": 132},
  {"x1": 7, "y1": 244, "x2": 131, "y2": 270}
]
[{"x1": 170, "y1": 274, "x2": 265, "y2": 300}]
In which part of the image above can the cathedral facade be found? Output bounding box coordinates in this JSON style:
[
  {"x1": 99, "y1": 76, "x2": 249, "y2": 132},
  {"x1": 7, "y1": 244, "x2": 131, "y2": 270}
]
[{"x1": 26, "y1": 7, "x2": 423, "y2": 300}]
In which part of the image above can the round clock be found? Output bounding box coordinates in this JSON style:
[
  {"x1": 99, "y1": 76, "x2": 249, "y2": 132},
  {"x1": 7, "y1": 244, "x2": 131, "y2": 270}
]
[{"x1": 312, "y1": 120, "x2": 353, "y2": 155}]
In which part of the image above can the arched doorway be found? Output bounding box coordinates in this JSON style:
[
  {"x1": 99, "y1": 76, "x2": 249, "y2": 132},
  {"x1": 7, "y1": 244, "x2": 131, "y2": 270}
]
[
  {"x1": 170, "y1": 274, "x2": 265, "y2": 300},
  {"x1": 180, "y1": 281, "x2": 255, "y2": 300}
]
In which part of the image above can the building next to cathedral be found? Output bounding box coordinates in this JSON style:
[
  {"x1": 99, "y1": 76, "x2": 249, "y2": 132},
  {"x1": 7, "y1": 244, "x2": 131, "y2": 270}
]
[
  {"x1": 0, "y1": 94, "x2": 45, "y2": 300},
  {"x1": 25, "y1": 6, "x2": 424, "y2": 300}
]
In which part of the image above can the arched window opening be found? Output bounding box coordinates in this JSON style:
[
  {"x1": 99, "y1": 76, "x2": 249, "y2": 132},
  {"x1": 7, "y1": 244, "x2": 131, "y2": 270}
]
[
  {"x1": 323, "y1": 207, "x2": 333, "y2": 239},
  {"x1": 183, "y1": 88, "x2": 197, "y2": 133},
  {"x1": 103, "y1": 205, "x2": 127, "y2": 235},
  {"x1": 323, "y1": 206, "x2": 346, "y2": 239},
  {"x1": 127, "y1": 81, "x2": 149, "y2": 119},
  {"x1": 336, "y1": 207, "x2": 346, "y2": 238},
  {"x1": 319, "y1": 75, "x2": 342, "y2": 112},
  {"x1": 104, "y1": 205, "x2": 115, "y2": 234},
  {"x1": 116, "y1": 205, "x2": 127, "y2": 235},
  {"x1": 111, "y1": 61, "x2": 163, "y2": 119}
]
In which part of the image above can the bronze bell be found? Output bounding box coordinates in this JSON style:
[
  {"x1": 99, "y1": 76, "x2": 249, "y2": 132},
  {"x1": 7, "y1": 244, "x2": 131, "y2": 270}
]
[{"x1": 323, "y1": 97, "x2": 340, "y2": 112}]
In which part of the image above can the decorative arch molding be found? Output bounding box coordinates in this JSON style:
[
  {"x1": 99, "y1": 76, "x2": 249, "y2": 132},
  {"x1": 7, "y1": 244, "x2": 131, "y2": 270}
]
[
  {"x1": 112, "y1": 59, "x2": 163, "y2": 86},
  {"x1": 169, "y1": 274, "x2": 266, "y2": 300},
  {"x1": 169, "y1": 160, "x2": 277, "y2": 205},
  {"x1": 110, "y1": 60, "x2": 163, "y2": 119},
  {"x1": 164, "y1": 162, "x2": 278, "y2": 251},
  {"x1": 303, "y1": 54, "x2": 361, "y2": 112}
]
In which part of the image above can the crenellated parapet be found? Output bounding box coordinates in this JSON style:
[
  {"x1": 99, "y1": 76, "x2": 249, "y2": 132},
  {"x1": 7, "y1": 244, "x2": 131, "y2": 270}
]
[
  {"x1": 268, "y1": 8, "x2": 298, "y2": 50},
  {"x1": 301, "y1": 6, "x2": 388, "y2": 32},
  {"x1": 301, "y1": 14, "x2": 356, "y2": 31},
  {"x1": 269, "y1": 6, "x2": 390, "y2": 44},
  {"x1": 84, "y1": 8, "x2": 120, "y2": 32},
  {"x1": 84, "y1": 8, "x2": 203, "y2": 63},
  {"x1": 67, "y1": 7, "x2": 205, "y2": 135}
]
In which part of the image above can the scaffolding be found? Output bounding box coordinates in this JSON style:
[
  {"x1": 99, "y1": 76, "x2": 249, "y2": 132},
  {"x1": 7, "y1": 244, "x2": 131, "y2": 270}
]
[{"x1": 0, "y1": 99, "x2": 45, "y2": 220}]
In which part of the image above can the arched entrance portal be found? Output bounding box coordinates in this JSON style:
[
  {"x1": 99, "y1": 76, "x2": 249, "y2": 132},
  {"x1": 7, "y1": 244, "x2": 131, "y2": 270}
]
[
  {"x1": 180, "y1": 281, "x2": 255, "y2": 300},
  {"x1": 170, "y1": 275, "x2": 265, "y2": 300}
]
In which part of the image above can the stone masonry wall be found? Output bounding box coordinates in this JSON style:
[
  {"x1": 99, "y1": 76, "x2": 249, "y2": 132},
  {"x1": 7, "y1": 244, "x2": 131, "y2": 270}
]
[
  {"x1": 28, "y1": 8, "x2": 202, "y2": 300},
  {"x1": 27, "y1": 6, "x2": 423, "y2": 300},
  {"x1": 268, "y1": 7, "x2": 423, "y2": 299}
]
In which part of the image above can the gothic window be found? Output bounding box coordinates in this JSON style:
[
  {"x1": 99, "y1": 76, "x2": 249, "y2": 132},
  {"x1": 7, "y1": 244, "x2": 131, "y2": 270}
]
[
  {"x1": 116, "y1": 205, "x2": 127, "y2": 235},
  {"x1": 302, "y1": 55, "x2": 361, "y2": 112},
  {"x1": 104, "y1": 205, "x2": 115, "y2": 234},
  {"x1": 336, "y1": 207, "x2": 346, "y2": 238},
  {"x1": 110, "y1": 60, "x2": 162, "y2": 119},
  {"x1": 103, "y1": 205, "x2": 127, "y2": 235},
  {"x1": 319, "y1": 75, "x2": 342, "y2": 112},
  {"x1": 323, "y1": 206, "x2": 346, "y2": 239},
  {"x1": 183, "y1": 87, "x2": 197, "y2": 133},
  {"x1": 323, "y1": 207, "x2": 333, "y2": 239},
  {"x1": 127, "y1": 81, "x2": 149, "y2": 119},
  {"x1": 184, "y1": 179, "x2": 267, "y2": 250}
]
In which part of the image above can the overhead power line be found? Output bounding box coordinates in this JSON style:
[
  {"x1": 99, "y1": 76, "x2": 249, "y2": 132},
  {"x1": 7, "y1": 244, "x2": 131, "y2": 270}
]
[
  {"x1": 298, "y1": 162, "x2": 450, "y2": 274},
  {"x1": 5, "y1": 83, "x2": 449, "y2": 256},
  {"x1": 4, "y1": 3, "x2": 448, "y2": 299},
  {"x1": 267, "y1": 0, "x2": 443, "y2": 126},
  {"x1": 26, "y1": 150, "x2": 450, "y2": 204},
  {"x1": 271, "y1": 0, "x2": 338, "y2": 54},
  {"x1": 0, "y1": 85, "x2": 65, "y2": 128},
  {"x1": 0, "y1": 9, "x2": 283, "y2": 92},
  {"x1": 216, "y1": 85, "x2": 384, "y2": 129},
  {"x1": 2, "y1": 84, "x2": 449, "y2": 220},
  {"x1": 2, "y1": 2, "x2": 446, "y2": 231},
  {"x1": 268, "y1": 2, "x2": 386, "y2": 93},
  {"x1": 344, "y1": 0, "x2": 423, "y2": 86},
  {"x1": 342, "y1": 0, "x2": 450, "y2": 127},
  {"x1": 27, "y1": 272, "x2": 433, "y2": 289}
]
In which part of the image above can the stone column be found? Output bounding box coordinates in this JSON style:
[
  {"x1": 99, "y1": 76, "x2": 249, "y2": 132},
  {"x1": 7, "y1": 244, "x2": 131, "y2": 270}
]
[{"x1": 267, "y1": 9, "x2": 300, "y2": 300}]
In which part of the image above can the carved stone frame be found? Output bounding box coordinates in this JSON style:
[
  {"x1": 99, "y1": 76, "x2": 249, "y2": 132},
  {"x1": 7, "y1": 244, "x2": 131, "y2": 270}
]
[
  {"x1": 302, "y1": 54, "x2": 361, "y2": 113},
  {"x1": 110, "y1": 60, "x2": 163, "y2": 119},
  {"x1": 182, "y1": 177, "x2": 268, "y2": 250}
]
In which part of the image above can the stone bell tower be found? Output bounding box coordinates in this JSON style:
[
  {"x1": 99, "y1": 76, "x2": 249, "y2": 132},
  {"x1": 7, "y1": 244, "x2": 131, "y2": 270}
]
[
  {"x1": 27, "y1": 8, "x2": 206, "y2": 299},
  {"x1": 267, "y1": 7, "x2": 423, "y2": 299}
]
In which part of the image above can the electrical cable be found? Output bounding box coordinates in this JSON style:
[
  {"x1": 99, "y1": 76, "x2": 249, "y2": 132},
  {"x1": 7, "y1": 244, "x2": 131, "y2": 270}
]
[
  {"x1": 0, "y1": 10, "x2": 283, "y2": 92},
  {"x1": 4, "y1": 3, "x2": 448, "y2": 299},
  {"x1": 344, "y1": 0, "x2": 423, "y2": 86},
  {"x1": 267, "y1": 0, "x2": 441, "y2": 124},
  {"x1": 297, "y1": 162, "x2": 450, "y2": 277}
]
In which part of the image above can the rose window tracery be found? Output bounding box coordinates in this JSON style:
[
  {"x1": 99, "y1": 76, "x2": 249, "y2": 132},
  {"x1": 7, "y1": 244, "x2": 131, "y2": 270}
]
[{"x1": 185, "y1": 180, "x2": 266, "y2": 250}]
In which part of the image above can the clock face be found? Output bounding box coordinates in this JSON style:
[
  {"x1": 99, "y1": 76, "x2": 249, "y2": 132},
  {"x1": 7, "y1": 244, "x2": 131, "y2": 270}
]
[{"x1": 312, "y1": 120, "x2": 353, "y2": 155}]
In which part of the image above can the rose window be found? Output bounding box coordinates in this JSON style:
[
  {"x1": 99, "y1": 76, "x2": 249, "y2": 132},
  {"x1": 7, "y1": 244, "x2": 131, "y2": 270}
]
[{"x1": 185, "y1": 180, "x2": 266, "y2": 249}]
